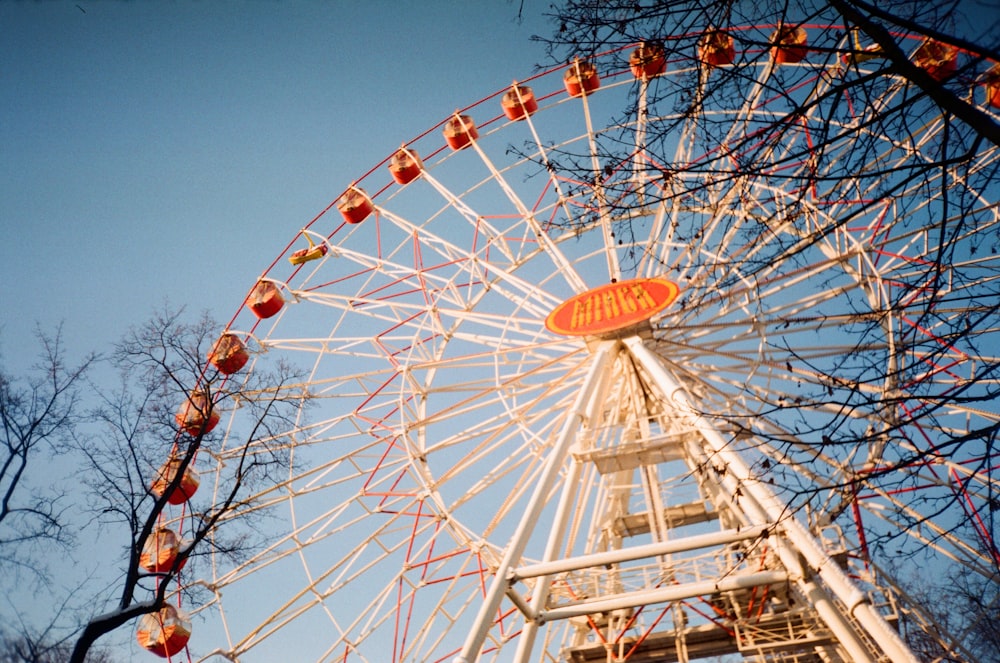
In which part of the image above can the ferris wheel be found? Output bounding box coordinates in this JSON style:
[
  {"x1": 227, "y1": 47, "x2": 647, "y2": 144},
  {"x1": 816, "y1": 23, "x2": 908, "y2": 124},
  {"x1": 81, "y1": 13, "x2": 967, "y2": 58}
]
[{"x1": 168, "y1": 24, "x2": 999, "y2": 663}]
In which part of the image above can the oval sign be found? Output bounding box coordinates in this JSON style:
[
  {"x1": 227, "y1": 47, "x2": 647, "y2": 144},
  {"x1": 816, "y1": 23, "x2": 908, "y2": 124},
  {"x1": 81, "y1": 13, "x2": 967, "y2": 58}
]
[{"x1": 545, "y1": 277, "x2": 679, "y2": 337}]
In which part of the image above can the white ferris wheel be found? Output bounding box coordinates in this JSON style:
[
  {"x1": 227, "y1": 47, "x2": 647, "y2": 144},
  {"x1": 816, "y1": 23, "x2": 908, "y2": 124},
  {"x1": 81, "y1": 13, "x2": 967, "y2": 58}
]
[{"x1": 156, "y1": 23, "x2": 1000, "y2": 663}]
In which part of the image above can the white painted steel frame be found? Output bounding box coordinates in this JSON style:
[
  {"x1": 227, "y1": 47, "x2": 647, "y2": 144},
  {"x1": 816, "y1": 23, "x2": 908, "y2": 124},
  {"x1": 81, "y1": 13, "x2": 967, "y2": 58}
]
[
  {"x1": 187, "y1": 24, "x2": 1000, "y2": 663},
  {"x1": 451, "y1": 335, "x2": 918, "y2": 663},
  {"x1": 453, "y1": 340, "x2": 616, "y2": 663},
  {"x1": 625, "y1": 335, "x2": 918, "y2": 663}
]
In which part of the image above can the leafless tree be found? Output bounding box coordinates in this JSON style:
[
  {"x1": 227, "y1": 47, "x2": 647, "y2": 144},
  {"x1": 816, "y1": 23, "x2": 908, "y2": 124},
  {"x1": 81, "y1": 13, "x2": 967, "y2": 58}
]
[
  {"x1": 0, "y1": 626, "x2": 117, "y2": 663},
  {"x1": 524, "y1": 0, "x2": 1000, "y2": 658},
  {"x1": 65, "y1": 308, "x2": 303, "y2": 663},
  {"x1": 0, "y1": 328, "x2": 93, "y2": 583},
  {"x1": 897, "y1": 568, "x2": 1000, "y2": 663}
]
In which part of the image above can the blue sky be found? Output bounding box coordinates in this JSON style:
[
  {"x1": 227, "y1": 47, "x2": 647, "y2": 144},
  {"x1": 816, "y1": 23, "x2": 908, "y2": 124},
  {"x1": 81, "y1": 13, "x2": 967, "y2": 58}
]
[
  {"x1": 0, "y1": 0, "x2": 553, "y2": 654},
  {"x1": 1, "y1": 1, "x2": 551, "y2": 372}
]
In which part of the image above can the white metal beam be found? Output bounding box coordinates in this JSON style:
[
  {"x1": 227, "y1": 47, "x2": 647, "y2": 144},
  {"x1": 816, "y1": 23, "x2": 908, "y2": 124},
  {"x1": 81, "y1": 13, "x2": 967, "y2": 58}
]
[{"x1": 452, "y1": 340, "x2": 617, "y2": 663}]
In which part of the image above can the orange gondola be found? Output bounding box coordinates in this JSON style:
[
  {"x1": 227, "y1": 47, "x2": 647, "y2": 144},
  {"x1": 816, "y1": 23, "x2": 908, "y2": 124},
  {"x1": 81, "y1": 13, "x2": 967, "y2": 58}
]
[
  {"x1": 151, "y1": 456, "x2": 200, "y2": 505},
  {"x1": 563, "y1": 60, "x2": 600, "y2": 97},
  {"x1": 985, "y1": 64, "x2": 1000, "y2": 108},
  {"x1": 136, "y1": 605, "x2": 191, "y2": 658},
  {"x1": 501, "y1": 85, "x2": 538, "y2": 120},
  {"x1": 629, "y1": 42, "x2": 666, "y2": 79},
  {"x1": 698, "y1": 30, "x2": 735, "y2": 67},
  {"x1": 248, "y1": 280, "x2": 284, "y2": 319},
  {"x1": 207, "y1": 333, "x2": 249, "y2": 375},
  {"x1": 140, "y1": 528, "x2": 185, "y2": 573},
  {"x1": 771, "y1": 25, "x2": 808, "y2": 64},
  {"x1": 443, "y1": 115, "x2": 478, "y2": 150},
  {"x1": 389, "y1": 147, "x2": 423, "y2": 184}
]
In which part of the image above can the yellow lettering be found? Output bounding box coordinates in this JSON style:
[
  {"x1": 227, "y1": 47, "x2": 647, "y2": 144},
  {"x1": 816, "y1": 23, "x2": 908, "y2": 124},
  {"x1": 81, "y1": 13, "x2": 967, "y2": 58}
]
[
  {"x1": 590, "y1": 294, "x2": 603, "y2": 322},
  {"x1": 571, "y1": 298, "x2": 593, "y2": 329},
  {"x1": 617, "y1": 286, "x2": 638, "y2": 314},
  {"x1": 602, "y1": 292, "x2": 620, "y2": 320},
  {"x1": 631, "y1": 284, "x2": 657, "y2": 309}
]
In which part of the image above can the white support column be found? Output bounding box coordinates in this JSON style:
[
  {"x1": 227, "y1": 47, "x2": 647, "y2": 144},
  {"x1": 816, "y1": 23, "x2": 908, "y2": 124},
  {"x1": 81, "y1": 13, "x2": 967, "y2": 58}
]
[
  {"x1": 511, "y1": 442, "x2": 587, "y2": 662},
  {"x1": 452, "y1": 340, "x2": 617, "y2": 663},
  {"x1": 623, "y1": 335, "x2": 918, "y2": 663}
]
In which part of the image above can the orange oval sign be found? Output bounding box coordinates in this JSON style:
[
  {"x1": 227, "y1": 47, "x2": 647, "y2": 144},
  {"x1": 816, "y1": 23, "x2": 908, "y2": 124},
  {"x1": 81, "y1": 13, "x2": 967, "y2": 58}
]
[{"x1": 545, "y1": 277, "x2": 679, "y2": 337}]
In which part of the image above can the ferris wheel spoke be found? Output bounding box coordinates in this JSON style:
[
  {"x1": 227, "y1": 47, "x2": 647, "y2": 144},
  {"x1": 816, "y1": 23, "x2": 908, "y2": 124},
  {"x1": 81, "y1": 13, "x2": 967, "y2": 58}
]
[
  {"x1": 463, "y1": 129, "x2": 591, "y2": 295},
  {"x1": 572, "y1": 77, "x2": 624, "y2": 283},
  {"x1": 518, "y1": 98, "x2": 596, "y2": 292},
  {"x1": 404, "y1": 169, "x2": 524, "y2": 268}
]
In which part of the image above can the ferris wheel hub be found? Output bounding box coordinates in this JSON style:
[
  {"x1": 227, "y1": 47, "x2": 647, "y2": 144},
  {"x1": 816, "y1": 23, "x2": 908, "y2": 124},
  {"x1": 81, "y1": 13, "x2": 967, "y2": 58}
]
[{"x1": 544, "y1": 277, "x2": 679, "y2": 339}]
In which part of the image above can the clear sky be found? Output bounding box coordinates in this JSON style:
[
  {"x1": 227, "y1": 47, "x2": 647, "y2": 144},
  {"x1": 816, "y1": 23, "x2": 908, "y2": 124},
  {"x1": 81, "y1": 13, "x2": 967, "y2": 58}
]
[
  {"x1": 1, "y1": 0, "x2": 552, "y2": 655},
  {"x1": 1, "y1": 0, "x2": 551, "y2": 373}
]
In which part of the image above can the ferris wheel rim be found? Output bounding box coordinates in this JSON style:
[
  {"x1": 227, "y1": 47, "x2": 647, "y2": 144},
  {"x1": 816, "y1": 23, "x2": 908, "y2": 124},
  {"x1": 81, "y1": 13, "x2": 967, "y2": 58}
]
[{"x1": 169, "y1": 24, "x2": 1000, "y2": 663}]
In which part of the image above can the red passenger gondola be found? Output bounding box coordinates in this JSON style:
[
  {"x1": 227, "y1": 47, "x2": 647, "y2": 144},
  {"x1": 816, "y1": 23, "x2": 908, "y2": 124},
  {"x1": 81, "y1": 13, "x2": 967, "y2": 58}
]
[
  {"x1": 501, "y1": 85, "x2": 538, "y2": 120},
  {"x1": 443, "y1": 115, "x2": 478, "y2": 150},
  {"x1": 208, "y1": 333, "x2": 249, "y2": 375},
  {"x1": 698, "y1": 30, "x2": 735, "y2": 66},
  {"x1": 985, "y1": 64, "x2": 1000, "y2": 108},
  {"x1": 248, "y1": 280, "x2": 284, "y2": 319},
  {"x1": 389, "y1": 147, "x2": 423, "y2": 184},
  {"x1": 175, "y1": 389, "x2": 219, "y2": 436},
  {"x1": 136, "y1": 605, "x2": 191, "y2": 658},
  {"x1": 629, "y1": 42, "x2": 666, "y2": 79},
  {"x1": 151, "y1": 456, "x2": 200, "y2": 505},
  {"x1": 770, "y1": 25, "x2": 808, "y2": 64},
  {"x1": 913, "y1": 39, "x2": 958, "y2": 81},
  {"x1": 337, "y1": 186, "x2": 374, "y2": 224},
  {"x1": 563, "y1": 60, "x2": 600, "y2": 97}
]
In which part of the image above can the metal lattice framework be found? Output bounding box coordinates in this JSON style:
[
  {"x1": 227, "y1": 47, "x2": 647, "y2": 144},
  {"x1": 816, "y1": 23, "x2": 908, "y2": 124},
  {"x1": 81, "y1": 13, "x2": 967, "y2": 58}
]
[{"x1": 175, "y1": 24, "x2": 999, "y2": 663}]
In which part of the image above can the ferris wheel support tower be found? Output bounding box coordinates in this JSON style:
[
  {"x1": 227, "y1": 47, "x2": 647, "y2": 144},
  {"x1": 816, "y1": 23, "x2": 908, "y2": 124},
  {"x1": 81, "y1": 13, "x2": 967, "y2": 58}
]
[{"x1": 455, "y1": 332, "x2": 918, "y2": 663}]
